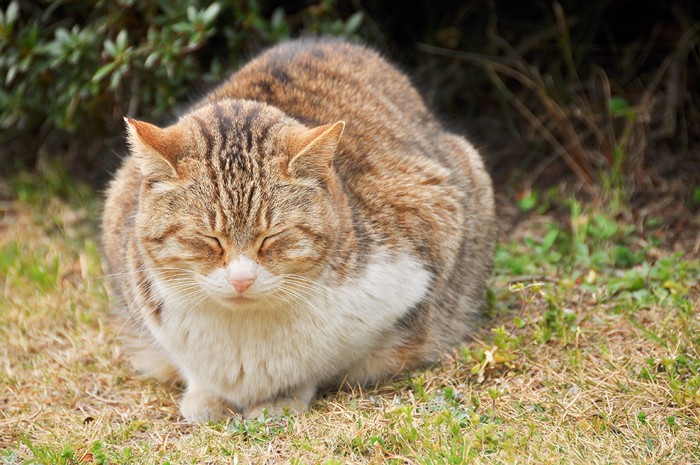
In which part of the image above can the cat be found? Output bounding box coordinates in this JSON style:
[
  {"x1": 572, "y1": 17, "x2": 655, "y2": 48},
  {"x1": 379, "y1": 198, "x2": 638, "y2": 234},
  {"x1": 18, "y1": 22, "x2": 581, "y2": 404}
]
[{"x1": 101, "y1": 37, "x2": 496, "y2": 422}]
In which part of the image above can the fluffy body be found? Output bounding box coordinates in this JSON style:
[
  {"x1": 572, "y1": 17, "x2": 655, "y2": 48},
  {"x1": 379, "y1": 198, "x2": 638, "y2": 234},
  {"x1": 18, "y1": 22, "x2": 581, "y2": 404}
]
[{"x1": 102, "y1": 38, "x2": 496, "y2": 421}]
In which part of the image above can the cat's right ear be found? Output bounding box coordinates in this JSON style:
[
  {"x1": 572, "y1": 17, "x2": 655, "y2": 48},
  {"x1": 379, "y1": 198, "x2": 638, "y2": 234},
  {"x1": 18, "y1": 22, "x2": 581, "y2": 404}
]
[
  {"x1": 124, "y1": 117, "x2": 185, "y2": 180},
  {"x1": 286, "y1": 121, "x2": 345, "y2": 182}
]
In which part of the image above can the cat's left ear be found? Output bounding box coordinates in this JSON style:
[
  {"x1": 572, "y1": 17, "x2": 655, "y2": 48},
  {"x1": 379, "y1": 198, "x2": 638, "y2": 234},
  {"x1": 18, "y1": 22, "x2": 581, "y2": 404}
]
[{"x1": 287, "y1": 121, "x2": 345, "y2": 181}]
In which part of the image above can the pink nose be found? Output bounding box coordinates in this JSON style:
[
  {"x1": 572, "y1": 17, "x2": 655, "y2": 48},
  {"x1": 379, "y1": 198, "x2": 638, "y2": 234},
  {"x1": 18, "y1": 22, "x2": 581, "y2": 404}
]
[{"x1": 229, "y1": 277, "x2": 256, "y2": 293}]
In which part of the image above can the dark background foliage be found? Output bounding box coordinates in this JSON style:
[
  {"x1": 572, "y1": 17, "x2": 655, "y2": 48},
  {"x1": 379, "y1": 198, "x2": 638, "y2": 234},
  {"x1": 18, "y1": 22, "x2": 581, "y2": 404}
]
[{"x1": 1, "y1": 0, "x2": 698, "y2": 198}]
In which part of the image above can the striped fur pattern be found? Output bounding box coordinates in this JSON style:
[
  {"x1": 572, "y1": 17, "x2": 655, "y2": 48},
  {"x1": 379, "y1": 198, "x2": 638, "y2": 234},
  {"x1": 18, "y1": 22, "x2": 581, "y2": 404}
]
[{"x1": 102, "y1": 38, "x2": 496, "y2": 422}]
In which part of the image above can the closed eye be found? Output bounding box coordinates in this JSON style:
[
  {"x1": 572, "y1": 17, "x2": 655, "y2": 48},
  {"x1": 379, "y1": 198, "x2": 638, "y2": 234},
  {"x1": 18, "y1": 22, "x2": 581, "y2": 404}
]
[
  {"x1": 259, "y1": 229, "x2": 288, "y2": 254},
  {"x1": 200, "y1": 233, "x2": 224, "y2": 254}
]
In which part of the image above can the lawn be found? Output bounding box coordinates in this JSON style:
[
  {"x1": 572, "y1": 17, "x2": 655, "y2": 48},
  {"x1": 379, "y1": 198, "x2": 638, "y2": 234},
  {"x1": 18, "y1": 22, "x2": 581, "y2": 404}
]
[{"x1": 1, "y1": 172, "x2": 699, "y2": 464}]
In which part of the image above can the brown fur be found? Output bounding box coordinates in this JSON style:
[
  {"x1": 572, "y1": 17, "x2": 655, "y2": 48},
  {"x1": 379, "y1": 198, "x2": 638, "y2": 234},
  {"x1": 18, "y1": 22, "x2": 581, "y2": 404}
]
[{"x1": 102, "y1": 38, "x2": 495, "y2": 420}]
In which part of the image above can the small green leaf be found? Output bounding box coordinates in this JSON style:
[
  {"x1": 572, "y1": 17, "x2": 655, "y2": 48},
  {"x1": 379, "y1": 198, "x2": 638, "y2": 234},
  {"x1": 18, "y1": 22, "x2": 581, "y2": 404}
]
[
  {"x1": 172, "y1": 22, "x2": 192, "y2": 34},
  {"x1": 610, "y1": 95, "x2": 635, "y2": 119},
  {"x1": 614, "y1": 245, "x2": 643, "y2": 268},
  {"x1": 541, "y1": 227, "x2": 559, "y2": 252},
  {"x1": 6, "y1": 1, "x2": 19, "y2": 24},
  {"x1": 104, "y1": 39, "x2": 116, "y2": 57},
  {"x1": 608, "y1": 272, "x2": 645, "y2": 294},
  {"x1": 609, "y1": 96, "x2": 629, "y2": 114},
  {"x1": 115, "y1": 29, "x2": 129, "y2": 51},
  {"x1": 517, "y1": 189, "x2": 538, "y2": 212},
  {"x1": 189, "y1": 31, "x2": 203, "y2": 46},
  {"x1": 109, "y1": 67, "x2": 123, "y2": 89},
  {"x1": 55, "y1": 27, "x2": 70, "y2": 45},
  {"x1": 144, "y1": 51, "x2": 160, "y2": 68},
  {"x1": 344, "y1": 12, "x2": 363, "y2": 34},
  {"x1": 271, "y1": 7, "x2": 285, "y2": 29},
  {"x1": 645, "y1": 433, "x2": 654, "y2": 451},
  {"x1": 201, "y1": 3, "x2": 221, "y2": 25},
  {"x1": 187, "y1": 5, "x2": 197, "y2": 23},
  {"x1": 6, "y1": 64, "x2": 17, "y2": 84},
  {"x1": 91, "y1": 62, "x2": 116, "y2": 82}
]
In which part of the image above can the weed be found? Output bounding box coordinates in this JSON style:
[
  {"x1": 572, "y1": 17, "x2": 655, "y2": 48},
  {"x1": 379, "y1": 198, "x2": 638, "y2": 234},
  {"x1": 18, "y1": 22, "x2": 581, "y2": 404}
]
[
  {"x1": 516, "y1": 189, "x2": 538, "y2": 213},
  {"x1": 18, "y1": 435, "x2": 76, "y2": 465}
]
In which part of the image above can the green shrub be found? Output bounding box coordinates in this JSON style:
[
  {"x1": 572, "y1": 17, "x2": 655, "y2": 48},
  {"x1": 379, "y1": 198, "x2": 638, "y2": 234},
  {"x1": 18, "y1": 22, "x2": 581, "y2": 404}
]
[{"x1": 0, "y1": 0, "x2": 363, "y2": 177}]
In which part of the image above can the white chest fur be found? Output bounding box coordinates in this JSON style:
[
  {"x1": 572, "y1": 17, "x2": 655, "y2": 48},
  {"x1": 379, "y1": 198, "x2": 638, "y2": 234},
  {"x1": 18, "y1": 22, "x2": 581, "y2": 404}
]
[{"x1": 148, "y1": 250, "x2": 432, "y2": 408}]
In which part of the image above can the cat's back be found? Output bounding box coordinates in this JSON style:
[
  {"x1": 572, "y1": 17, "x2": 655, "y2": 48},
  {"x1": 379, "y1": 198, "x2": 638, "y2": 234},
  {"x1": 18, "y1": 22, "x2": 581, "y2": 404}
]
[{"x1": 202, "y1": 38, "x2": 439, "y2": 149}]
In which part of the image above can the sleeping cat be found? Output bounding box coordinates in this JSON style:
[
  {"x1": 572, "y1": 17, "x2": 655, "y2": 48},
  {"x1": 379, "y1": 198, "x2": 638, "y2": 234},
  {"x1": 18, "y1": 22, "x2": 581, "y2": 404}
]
[{"x1": 102, "y1": 37, "x2": 495, "y2": 422}]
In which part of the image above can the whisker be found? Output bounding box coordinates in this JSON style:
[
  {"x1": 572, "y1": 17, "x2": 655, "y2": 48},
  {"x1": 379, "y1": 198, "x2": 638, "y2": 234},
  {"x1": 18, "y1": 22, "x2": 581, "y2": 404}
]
[{"x1": 98, "y1": 265, "x2": 195, "y2": 280}]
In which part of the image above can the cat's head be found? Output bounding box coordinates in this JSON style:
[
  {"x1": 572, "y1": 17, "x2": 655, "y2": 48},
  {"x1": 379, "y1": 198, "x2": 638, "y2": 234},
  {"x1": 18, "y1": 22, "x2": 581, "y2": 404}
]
[{"x1": 125, "y1": 99, "x2": 345, "y2": 309}]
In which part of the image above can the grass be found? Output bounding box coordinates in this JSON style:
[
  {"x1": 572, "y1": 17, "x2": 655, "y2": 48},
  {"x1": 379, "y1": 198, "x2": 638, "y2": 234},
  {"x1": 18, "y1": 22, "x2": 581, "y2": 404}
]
[{"x1": 1, "y1": 172, "x2": 699, "y2": 464}]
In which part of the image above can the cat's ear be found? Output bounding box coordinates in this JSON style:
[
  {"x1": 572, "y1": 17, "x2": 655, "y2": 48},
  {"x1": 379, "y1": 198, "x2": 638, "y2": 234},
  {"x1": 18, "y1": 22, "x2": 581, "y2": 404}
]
[
  {"x1": 124, "y1": 117, "x2": 185, "y2": 180},
  {"x1": 287, "y1": 121, "x2": 345, "y2": 181}
]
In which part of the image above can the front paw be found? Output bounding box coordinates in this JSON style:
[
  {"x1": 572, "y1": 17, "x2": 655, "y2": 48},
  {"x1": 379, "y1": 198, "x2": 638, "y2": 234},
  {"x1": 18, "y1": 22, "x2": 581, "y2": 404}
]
[{"x1": 180, "y1": 389, "x2": 232, "y2": 423}]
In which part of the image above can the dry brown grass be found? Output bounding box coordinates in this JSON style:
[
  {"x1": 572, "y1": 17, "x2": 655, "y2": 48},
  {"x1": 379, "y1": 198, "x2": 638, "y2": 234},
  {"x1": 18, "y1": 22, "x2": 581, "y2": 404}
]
[{"x1": 1, "y1": 191, "x2": 699, "y2": 464}]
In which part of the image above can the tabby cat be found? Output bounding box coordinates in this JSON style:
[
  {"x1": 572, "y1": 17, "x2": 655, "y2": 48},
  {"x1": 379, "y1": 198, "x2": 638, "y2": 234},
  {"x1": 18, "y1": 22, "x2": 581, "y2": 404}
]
[{"x1": 102, "y1": 38, "x2": 495, "y2": 422}]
